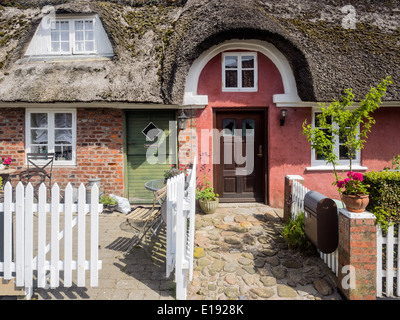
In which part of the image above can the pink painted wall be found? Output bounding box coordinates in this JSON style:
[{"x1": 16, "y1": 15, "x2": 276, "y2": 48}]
[
  {"x1": 195, "y1": 50, "x2": 400, "y2": 208},
  {"x1": 268, "y1": 107, "x2": 400, "y2": 207}
]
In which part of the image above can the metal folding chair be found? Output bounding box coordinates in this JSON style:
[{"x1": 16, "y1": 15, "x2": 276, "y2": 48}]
[
  {"x1": 18, "y1": 153, "x2": 55, "y2": 199},
  {"x1": 123, "y1": 185, "x2": 167, "y2": 256}
]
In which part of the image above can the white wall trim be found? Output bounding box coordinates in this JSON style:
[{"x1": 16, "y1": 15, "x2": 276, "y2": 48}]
[{"x1": 183, "y1": 39, "x2": 301, "y2": 106}]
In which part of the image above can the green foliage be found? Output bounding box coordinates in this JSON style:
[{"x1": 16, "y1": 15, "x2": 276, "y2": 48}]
[
  {"x1": 281, "y1": 212, "x2": 314, "y2": 253},
  {"x1": 100, "y1": 194, "x2": 118, "y2": 206},
  {"x1": 302, "y1": 76, "x2": 392, "y2": 197},
  {"x1": 390, "y1": 155, "x2": 400, "y2": 171},
  {"x1": 195, "y1": 175, "x2": 219, "y2": 201},
  {"x1": 363, "y1": 171, "x2": 400, "y2": 232},
  {"x1": 0, "y1": 176, "x2": 3, "y2": 190}
]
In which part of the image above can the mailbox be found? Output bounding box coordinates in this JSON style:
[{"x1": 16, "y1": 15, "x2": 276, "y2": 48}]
[{"x1": 304, "y1": 191, "x2": 338, "y2": 254}]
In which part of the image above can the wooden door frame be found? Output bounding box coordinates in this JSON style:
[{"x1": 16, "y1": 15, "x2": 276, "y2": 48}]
[{"x1": 212, "y1": 107, "x2": 268, "y2": 204}]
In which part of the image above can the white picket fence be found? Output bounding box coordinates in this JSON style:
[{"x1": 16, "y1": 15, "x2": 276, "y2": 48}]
[
  {"x1": 377, "y1": 224, "x2": 400, "y2": 298},
  {"x1": 290, "y1": 177, "x2": 339, "y2": 276},
  {"x1": 166, "y1": 157, "x2": 196, "y2": 300},
  {"x1": 0, "y1": 181, "x2": 102, "y2": 299}
]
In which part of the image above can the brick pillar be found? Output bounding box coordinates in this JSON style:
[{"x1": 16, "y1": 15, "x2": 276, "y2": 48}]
[
  {"x1": 283, "y1": 175, "x2": 304, "y2": 223},
  {"x1": 337, "y1": 209, "x2": 377, "y2": 300}
]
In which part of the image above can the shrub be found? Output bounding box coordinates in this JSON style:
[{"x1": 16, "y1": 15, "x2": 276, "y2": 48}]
[
  {"x1": 281, "y1": 212, "x2": 314, "y2": 253},
  {"x1": 363, "y1": 171, "x2": 400, "y2": 232}
]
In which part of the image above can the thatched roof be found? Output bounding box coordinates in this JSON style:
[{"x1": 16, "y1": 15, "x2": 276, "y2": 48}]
[{"x1": 0, "y1": 0, "x2": 399, "y2": 104}]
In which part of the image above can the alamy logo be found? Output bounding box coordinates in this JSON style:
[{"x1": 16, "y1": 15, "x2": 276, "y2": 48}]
[{"x1": 145, "y1": 121, "x2": 255, "y2": 175}]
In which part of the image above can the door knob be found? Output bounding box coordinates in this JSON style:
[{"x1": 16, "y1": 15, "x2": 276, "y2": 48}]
[{"x1": 257, "y1": 145, "x2": 263, "y2": 158}]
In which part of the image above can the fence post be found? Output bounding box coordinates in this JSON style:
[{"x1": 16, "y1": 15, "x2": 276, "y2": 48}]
[
  {"x1": 283, "y1": 175, "x2": 304, "y2": 223},
  {"x1": 337, "y1": 209, "x2": 377, "y2": 300}
]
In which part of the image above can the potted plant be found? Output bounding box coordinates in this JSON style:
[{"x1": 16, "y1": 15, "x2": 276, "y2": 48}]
[
  {"x1": 0, "y1": 156, "x2": 11, "y2": 170},
  {"x1": 196, "y1": 175, "x2": 219, "y2": 214},
  {"x1": 164, "y1": 165, "x2": 181, "y2": 183},
  {"x1": 336, "y1": 171, "x2": 370, "y2": 212},
  {"x1": 100, "y1": 194, "x2": 118, "y2": 213}
]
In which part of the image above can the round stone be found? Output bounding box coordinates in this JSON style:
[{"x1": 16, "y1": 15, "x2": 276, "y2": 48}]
[
  {"x1": 194, "y1": 247, "x2": 205, "y2": 259},
  {"x1": 225, "y1": 287, "x2": 239, "y2": 299},
  {"x1": 260, "y1": 276, "x2": 277, "y2": 287},
  {"x1": 224, "y1": 262, "x2": 239, "y2": 273},
  {"x1": 265, "y1": 256, "x2": 280, "y2": 267},
  {"x1": 271, "y1": 266, "x2": 287, "y2": 279},
  {"x1": 250, "y1": 288, "x2": 274, "y2": 298},
  {"x1": 277, "y1": 284, "x2": 297, "y2": 298}
]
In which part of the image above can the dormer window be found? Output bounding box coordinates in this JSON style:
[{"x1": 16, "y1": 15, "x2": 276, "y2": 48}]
[
  {"x1": 222, "y1": 52, "x2": 258, "y2": 92},
  {"x1": 24, "y1": 14, "x2": 113, "y2": 59}
]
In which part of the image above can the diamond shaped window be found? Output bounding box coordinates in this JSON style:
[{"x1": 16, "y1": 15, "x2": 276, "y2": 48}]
[{"x1": 142, "y1": 122, "x2": 161, "y2": 141}]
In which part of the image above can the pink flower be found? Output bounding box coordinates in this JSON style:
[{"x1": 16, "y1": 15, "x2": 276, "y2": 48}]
[
  {"x1": 352, "y1": 172, "x2": 363, "y2": 181},
  {"x1": 347, "y1": 171, "x2": 354, "y2": 178},
  {"x1": 337, "y1": 180, "x2": 345, "y2": 189}
]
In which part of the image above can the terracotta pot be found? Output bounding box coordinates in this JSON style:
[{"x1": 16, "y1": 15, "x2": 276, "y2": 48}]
[
  {"x1": 342, "y1": 194, "x2": 369, "y2": 213},
  {"x1": 198, "y1": 198, "x2": 219, "y2": 214}
]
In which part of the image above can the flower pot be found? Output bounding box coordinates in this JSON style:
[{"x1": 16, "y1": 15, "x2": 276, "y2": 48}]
[
  {"x1": 342, "y1": 193, "x2": 369, "y2": 213},
  {"x1": 198, "y1": 198, "x2": 219, "y2": 214},
  {"x1": 0, "y1": 164, "x2": 4, "y2": 170}
]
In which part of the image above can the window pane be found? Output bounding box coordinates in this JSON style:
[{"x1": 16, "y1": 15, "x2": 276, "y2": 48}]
[
  {"x1": 242, "y1": 56, "x2": 254, "y2": 68},
  {"x1": 75, "y1": 42, "x2": 84, "y2": 52},
  {"x1": 223, "y1": 119, "x2": 235, "y2": 136},
  {"x1": 60, "y1": 42, "x2": 70, "y2": 52},
  {"x1": 31, "y1": 129, "x2": 48, "y2": 144},
  {"x1": 51, "y1": 42, "x2": 60, "y2": 52},
  {"x1": 85, "y1": 20, "x2": 93, "y2": 30},
  {"x1": 55, "y1": 113, "x2": 72, "y2": 128},
  {"x1": 31, "y1": 145, "x2": 48, "y2": 154},
  {"x1": 60, "y1": 31, "x2": 69, "y2": 41},
  {"x1": 225, "y1": 70, "x2": 238, "y2": 88},
  {"x1": 85, "y1": 42, "x2": 94, "y2": 52},
  {"x1": 60, "y1": 21, "x2": 69, "y2": 30},
  {"x1": 51, "y1": 32, "x2": 59, "y2": 41},
  {"x1": 315, "y1": 113, "x2": 332, "y2": 127},
  {"x1": 31, "y1": 113, "x2": 48, "y2": 128},
  {"x1": 242, "y1": 70, "x2": 254, "y2": 87},
  {"x1": 242, "y1": 119, "x2": 255, "y2": 136},
  {"x1": 55, "y1": 145, "x2": 72, "y2": 161},
  {"x1": 85, "y1": 31, "x2": 94, "y2": 41},
  {"x1": 75, "y1": 21, "x2": 84, "y2": 30},
  {"x1": 225, "y1": 56, "x2": 237, "y2": 69},
  {"x1": 55, "y1": 129, "x2": 72, "y2": 144},
  {"x1": 75, "y1": 31, "x2": 84, "y2": 41}
]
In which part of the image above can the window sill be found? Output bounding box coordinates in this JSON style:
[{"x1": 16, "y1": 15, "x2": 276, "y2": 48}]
[{"x1": 306, "y1": 165, "x2": 368, "y2": 172}]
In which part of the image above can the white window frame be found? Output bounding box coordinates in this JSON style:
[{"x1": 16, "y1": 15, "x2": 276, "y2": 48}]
[
  {"x1": 26, "y1": 109, "x2": 77, "y2": 166},
  {"x1": 222, "y1": 52, "x2": 258, "y2": 92},
  {"x1": 307, "y1": 107, "x2": 367, "y2": 171},
  {"x1": 49, "y1": 17, "x2": 96, "y2": 55}
]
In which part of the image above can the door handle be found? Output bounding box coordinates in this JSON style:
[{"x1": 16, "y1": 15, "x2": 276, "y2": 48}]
[{"x1": 257, "y1": 145, "x2": 263, "y2": 158}]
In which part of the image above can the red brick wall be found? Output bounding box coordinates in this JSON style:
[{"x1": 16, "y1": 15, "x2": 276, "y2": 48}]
[
  {"x1": 0, "y1": 107, "x2": 124, "y2": 197},
  {"x1": 337, "y1": 211, "x2": 377, "y2": 300}
]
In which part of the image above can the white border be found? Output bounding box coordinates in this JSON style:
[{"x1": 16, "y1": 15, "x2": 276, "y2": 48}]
[
  {"x1": 183, "y1": 39, "x2": 301, "y2": 106},
  {"x1": 25, "y1": 108, "x2": 77, "y2": 166}
]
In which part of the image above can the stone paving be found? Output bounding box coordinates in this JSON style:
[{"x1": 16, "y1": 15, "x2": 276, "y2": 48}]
[
  {"x1": 187, "y1": 203, "x2": 341, "y2": 300},
  {"x1": 2, "y1": 203, "x2": 341, "y2": 300}
]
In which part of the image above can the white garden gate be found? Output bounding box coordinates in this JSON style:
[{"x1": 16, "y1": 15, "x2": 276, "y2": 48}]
[
  {"x1": 165, "y1": 157, "x2": 196, "y2": 300},
  {"x1": 0, "y1": 181, "x2": 102, "y2": 299}
]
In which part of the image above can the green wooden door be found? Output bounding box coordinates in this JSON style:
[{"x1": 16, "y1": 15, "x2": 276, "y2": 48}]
[{"x1": 126, "y1": 110, "x2": 176, "y2": 203}]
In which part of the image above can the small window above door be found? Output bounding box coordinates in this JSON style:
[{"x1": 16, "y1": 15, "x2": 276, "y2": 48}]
[{"x1": 222, "y1": 52, "x2": 258, "y2": 92}]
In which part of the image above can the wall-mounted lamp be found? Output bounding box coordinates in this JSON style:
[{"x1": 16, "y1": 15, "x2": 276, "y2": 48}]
[
  {"x1": 280, "y1": 109, "x2": 288, "y2": 126},
  {"x1": 178, "y1": 109, "x2": 189, "y2": 130}
]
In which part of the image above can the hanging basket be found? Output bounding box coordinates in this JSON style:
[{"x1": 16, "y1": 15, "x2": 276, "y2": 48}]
[{"x1": 342, "y1": 194, "x2": 369, "y2": 213}]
